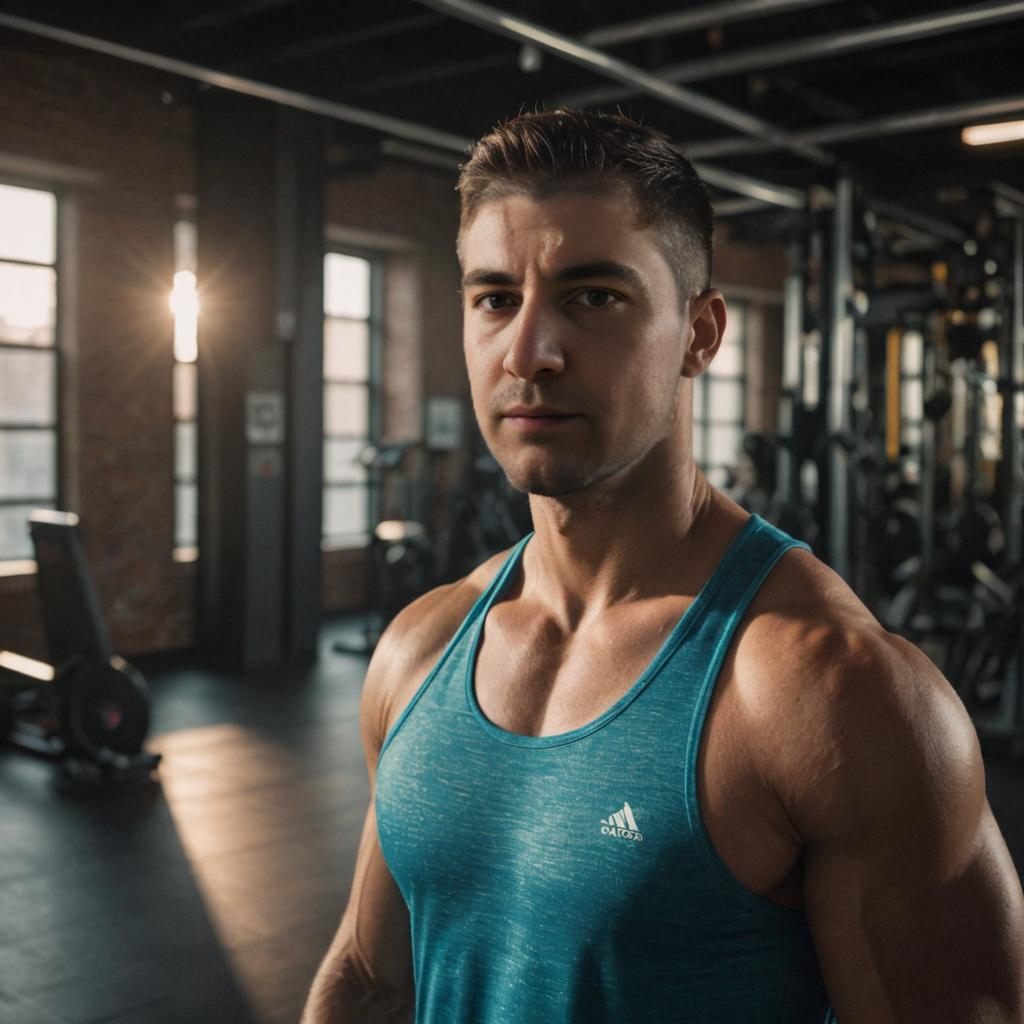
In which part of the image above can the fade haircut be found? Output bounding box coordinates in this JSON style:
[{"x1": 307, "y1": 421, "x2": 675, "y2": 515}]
[{"x1": 457, "y1": 109, "x2": 714, "y2": 301}]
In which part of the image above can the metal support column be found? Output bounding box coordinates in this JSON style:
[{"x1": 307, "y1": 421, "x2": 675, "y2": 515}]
[
  {"x1": 196, "y1": 92, "x2": 324, "y2": 668},
  {"x1": 1004, "y1": 218, "x2": 1024, "y2": 565},
  {"x1": 776, "y1": 242, "x2": 804, "y2": 509},
  {"x1": 826, "y1": 177, "x2": 855, "y2": 580}
]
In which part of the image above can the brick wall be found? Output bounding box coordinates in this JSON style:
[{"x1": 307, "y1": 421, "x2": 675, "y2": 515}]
[
  {"x1": 0, "y1": 38, "x2": 194, "y2": 658},
  {"x1": 0, "y1": 34, "x2": 786, "y2": 649}
]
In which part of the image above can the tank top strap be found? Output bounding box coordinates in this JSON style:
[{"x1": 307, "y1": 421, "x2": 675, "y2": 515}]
[
  {"x1": 685, "y1": 514, "x2": 810, "y2": 670},
  {"x1": 681, "y1": 514, "x2": 810, "y2": 856}
]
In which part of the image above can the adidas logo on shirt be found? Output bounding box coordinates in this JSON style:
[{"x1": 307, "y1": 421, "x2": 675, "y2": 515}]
[{"x1": 600, "y1": 801, "x2": 644, "y2": 842}]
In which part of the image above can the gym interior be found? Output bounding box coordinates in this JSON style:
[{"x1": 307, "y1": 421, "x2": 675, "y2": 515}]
[{"x1": 1, "y1": 2, "x2": 1023, "y2": 1021}]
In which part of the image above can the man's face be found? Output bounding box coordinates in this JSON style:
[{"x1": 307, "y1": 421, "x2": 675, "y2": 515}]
[{"x1": 460, "y1": 187, "x2": 700, "y2": 497}]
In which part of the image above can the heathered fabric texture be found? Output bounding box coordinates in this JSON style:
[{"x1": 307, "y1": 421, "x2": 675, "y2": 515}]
[{"x1": 376, "y1": 514, "x2": 835, "y2": 1023}]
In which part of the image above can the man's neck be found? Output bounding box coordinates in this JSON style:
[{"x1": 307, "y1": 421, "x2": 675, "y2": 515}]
[{"x1": 519, "y1": 451, "x2": 734, "y2": 629}]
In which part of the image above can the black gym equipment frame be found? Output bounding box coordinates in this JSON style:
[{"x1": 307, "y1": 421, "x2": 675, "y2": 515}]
[{"x1": 0, "y1": 511, "x2": 161, "y2": 785}]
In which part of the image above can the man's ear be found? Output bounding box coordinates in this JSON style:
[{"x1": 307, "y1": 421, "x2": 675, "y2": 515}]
[{"x1": 681, "y1": 289, "x2": 727, "y2": 378}]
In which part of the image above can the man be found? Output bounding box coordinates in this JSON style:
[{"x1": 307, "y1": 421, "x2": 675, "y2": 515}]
[{"x1": 303, "y1": 109, "x2": 1024, "y2": 1023}]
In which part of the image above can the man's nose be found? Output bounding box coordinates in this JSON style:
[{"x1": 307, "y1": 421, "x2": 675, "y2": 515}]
[{"x1": 501, "y1": 297, "x2": 565, "y2": 380}]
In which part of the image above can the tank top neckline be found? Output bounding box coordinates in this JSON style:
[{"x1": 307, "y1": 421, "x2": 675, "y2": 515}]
[{"x1": 464, "y1": 513, "x2": 766, "y2": 749}]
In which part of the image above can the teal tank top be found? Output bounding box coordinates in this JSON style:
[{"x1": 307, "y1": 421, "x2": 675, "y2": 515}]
[{"x1": 376, "y1": 514, "x2": 835, "y2": 1023}]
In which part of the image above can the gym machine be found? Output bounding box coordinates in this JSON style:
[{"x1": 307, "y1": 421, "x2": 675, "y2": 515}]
[
  {"x1": 773, "y1": 177, "x2": 1024, "y2": 753},
  {"x1": 0, "y1": 511, "x2": 161, "y2": 783}
]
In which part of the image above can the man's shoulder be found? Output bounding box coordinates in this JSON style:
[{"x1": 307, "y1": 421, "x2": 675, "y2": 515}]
[
  {"x1": 734, "y1": 543, "x2": 980, "y2": 843},
  {"x1": 738, "y1": 542, "x2": 958, "y2": 724},
  {"x1": 360, "y1": 547, "x2": 514, "y2": 748}
]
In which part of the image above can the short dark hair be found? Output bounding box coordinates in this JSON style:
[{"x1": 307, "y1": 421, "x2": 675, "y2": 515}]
[{"x1": 457, "y1": 109, "x2": 714, "y2": 299}]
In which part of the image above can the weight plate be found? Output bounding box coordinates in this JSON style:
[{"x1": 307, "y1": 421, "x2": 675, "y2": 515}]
[{"x1": 59, "y1": 658, "x2": 151, "y2": 757}]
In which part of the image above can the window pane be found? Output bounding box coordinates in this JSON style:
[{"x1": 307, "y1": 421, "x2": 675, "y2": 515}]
[
  {"x1": 707, "y1": 423, "x2": 743, "y2": 465},
  {"x1": 0, "y1": 430, "x2": 56, "y2": 499},
  {"x1": 324, "y1": 318, "x2": 370, "y2": 382},
  {"x1": 171, "y1": 271, "x2": 198, "y2": 363},
  {"x1": 724, "y1": 305, "x2": 746, "y2": 347},
  {"x1": 324, "y1": 254, "x2": 370, "y2": 319},
  {"x1": 175, "y1": 421, "x2": 197, "y2": 482},
  {"x1": 0, "y1": 502, "x2": 51, "y2": 560},
  {"x1": 0, "y1": 263, "x2": 56, "y2": 345},
  {"x1": 174, "y1": 220, "x2": 197, "y2": 275},
  {"x1": 174, "y1": 361, "x2": 197, "y2": 421},
  {"x1": 325, "y1": 438, "x2": 368, "y2": 484},
  {"x1": 0, "y1": 185, "x2": 55, "y2": 264},
  {"x1": 707, "y1": 378, "x2": 744, "y2": 422},
  {"x1": 175, "y1": 483, "x2": 197, "y2": 548},
  {"x1": 0, "y1": 348, "x2": 55, "y2": 425},
  {"x1": 706, "y1": 466, "x2": 731, "y2": 489},
  {"x1": 710, "y1": 341, "x2": 743, "y2": 377},
  {"x1": 323, "y1": 485, "x2": 368, "y2": 539},
  {"x1": 325, "y1": 382, "x2": 368, "y2": 437}
]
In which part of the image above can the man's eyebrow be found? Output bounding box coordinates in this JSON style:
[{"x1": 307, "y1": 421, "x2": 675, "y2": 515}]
[
  {"x1": 552, "y1": 261, "x2": 644, "y2": 289},
  {"x1": 461, "y1": 269, "x2": 518, "y2": 289},
  {"x1": 461, "y1": 261, "x2": 644, "y2": 290}
]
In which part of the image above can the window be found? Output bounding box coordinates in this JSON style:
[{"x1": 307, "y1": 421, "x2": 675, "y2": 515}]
[
  {"x1": 323, "y1": 252, "x2": 376, "y2": 546},
  {"x1": 0, "y1": 183, "x2": 58, "y2": 561},
  {"x1": 693, "y1": 302, "x2": 747, "y2": 488},
  {"x1": 171, "y1": 220, "x2": 198, "y2": 559}
]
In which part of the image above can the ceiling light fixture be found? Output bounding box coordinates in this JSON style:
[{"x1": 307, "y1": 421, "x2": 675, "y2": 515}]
[{"x1": 962, "y1": 119, "x2": 1024, "y2": 146}]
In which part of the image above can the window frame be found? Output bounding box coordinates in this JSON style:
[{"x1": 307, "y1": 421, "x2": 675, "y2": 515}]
[
  {"x1": 171, "y1": 217, "x2": 199, "y2": 562},
  {"x1": 693, "y1": 300, "x2": 747, "y2": 488},
  {"x1": 322, "y1": 246, "x2": 382, "y2": 549},
  {"x1": 0, "y1": 180, "x2": 62, "y2": 565}
]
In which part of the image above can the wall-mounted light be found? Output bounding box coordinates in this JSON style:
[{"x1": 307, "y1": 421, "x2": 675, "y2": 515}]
[{"x1": 962, "y1": 119, "x2": 1024, "y2": 146}]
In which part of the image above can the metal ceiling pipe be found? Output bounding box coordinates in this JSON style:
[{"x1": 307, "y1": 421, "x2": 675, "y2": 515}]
[
  {"x1": 686, "y1": 93, "x2": 1024, "y2": 159},
  {"x1": 868, "y1": 198, "x2": 966, "y2": 244},
  {"x1": 1, "y1": 10, "x2": 809, "y2": 207},
  {"x1": 413, "y1": 0, "x2": 832, "y2": 165},
  {"x1": 0, "y1": 11, "x2": 475, "y2": 155},
  {"x1": 581, "y1": 0, "x2": 844, "y2": 48},
  {"x1": 563, "y1": 0, "x2": 1024, "y2": 111},
  {"x1": 693, "y1": 162, "x2": 804, "y2": 209},
  {"x1": 711, "y1": 196, "x2": 773, "y2": 216}
]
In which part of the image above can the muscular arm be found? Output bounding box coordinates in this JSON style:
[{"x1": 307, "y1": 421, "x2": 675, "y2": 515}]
[
  {"x1": 301, "y1": 563, "x2": 499, "y2": 1023},
  {"x1": 300, "y1": 627, "x2": 416, "y2": 1024},
  {"x1": 791, "y1": 628, "x2": 1024, "y2": 1023}
]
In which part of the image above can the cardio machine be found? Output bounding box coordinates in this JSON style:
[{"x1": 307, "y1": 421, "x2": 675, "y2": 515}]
[{"x1": 0, "y1": 511, "x2": 161, "y2": 783}]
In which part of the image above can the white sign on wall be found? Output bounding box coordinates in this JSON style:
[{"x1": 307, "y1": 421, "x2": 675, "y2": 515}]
[{"x1": 246, "y1": 391, "x2": 285, "y2": 445}]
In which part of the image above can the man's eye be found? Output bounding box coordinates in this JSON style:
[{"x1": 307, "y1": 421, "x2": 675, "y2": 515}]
[
  {"x1": 573, "y1": 289, "x2": 617, "y2": 308},
  {"x1": 478, "y1": 293, "x2": 516, "y2": 310}
]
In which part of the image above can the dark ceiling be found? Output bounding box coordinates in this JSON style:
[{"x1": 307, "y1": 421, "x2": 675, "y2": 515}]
[{"x1": 2, "y1": 0, "x2": 1023, "y2": 228}]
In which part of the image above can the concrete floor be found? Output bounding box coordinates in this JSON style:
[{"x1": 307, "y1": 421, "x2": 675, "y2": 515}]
[{"x1": 0, "y1": 617, "x2": 1022, "y2": 1023}]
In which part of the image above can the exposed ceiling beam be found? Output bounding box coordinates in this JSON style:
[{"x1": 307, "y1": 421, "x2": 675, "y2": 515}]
[
  {"x1": 413, "y1": 0, "x2": 832, "y2": 165},
  {"x1": 0, "y1": 9, "x2": 806, "y2": 208},
  {"x1": 233, "y1": 13, "x2": 446, "y2": 72},
  {"x1": 581, "y1": 0, "x2": 844, "y2": 48},
  {"x1": 562, "y1": 0, "x2": 1024, "y2": 110},
  {"x1": 175, "y1": 0, "x2": 300, "y2": 34},
  {"x1": 869, "y1": 198, "x2": 966, "y2": 245},
  {"x1": 0, "y1": 11, "x2": 474, "y2": 155},
  {"x1": 684, "y1": 93, "x2": 1024, "y2": 159}
]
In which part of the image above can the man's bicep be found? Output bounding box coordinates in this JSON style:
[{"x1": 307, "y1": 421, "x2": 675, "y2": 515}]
[
  {"x1": 792, "y1": 641, "x2": 1024, "y2": 1024},
  {"x1": 309, "y1": 799, "x2": 414, "y2": 1018},
  {"x1": 806, "y1": 802, "x2": 1024, "y2": 1023}
]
